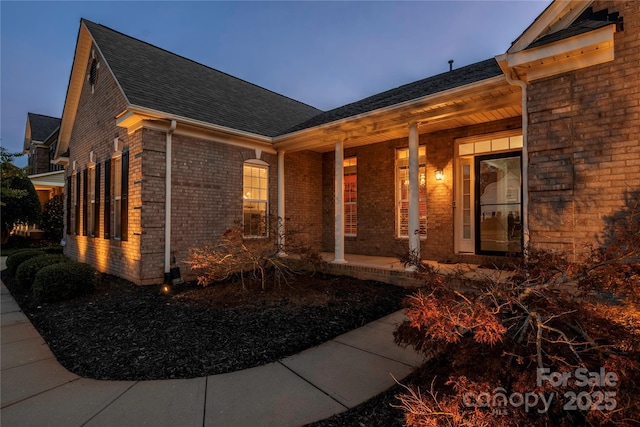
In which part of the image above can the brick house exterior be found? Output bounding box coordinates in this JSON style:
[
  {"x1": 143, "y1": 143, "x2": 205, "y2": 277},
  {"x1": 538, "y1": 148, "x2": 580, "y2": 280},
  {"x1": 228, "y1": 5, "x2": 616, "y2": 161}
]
[{"x1": 53, "y1": 0, "x2": 638, "y2": 285}]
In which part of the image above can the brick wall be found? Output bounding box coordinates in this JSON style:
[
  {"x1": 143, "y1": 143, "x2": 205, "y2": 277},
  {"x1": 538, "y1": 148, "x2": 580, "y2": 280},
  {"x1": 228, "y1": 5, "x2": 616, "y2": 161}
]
[
  {"x1": 139, "y1": 133, "x2": 281, "y2": 284},
  {"x1": 527, "y1": 0, "x2": 640, "y2": 260},
  {"x1": 284, "y1": 150, "x2": 323, "y2": 251},
  {"x1": 322, "y1": 117, "x2": 522, "y2": 262},
  {"x1": 28, "y1": 144, "x2": 51, "y2": 175},
  {"x1": 63, "y1": 41, "x2": 143, "y2": 283}
]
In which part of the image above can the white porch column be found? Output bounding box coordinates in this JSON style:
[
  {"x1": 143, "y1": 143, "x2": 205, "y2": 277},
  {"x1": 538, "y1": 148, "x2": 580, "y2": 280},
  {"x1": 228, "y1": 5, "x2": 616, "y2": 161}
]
[
  {"x1": 407, "y1": 122, "x2": 420, "y2": 269},
  {"x1": 333, "y1": 139, "x2": 347, "y2": 264},
  {"x1": 277, "y1": 150, "x2": 286, "y2": 255}
]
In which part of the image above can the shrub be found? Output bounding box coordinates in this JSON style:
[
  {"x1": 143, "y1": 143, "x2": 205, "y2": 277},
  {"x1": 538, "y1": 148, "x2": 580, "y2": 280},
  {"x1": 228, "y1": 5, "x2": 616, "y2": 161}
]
[
  {"x1": 6, "y1": 249, "x2": 46, "y2": 275},
  {"x1": 15, "y1": 254, "x2": 68, "y2": 290},
  {"x1": 394, "y1": 246, "x2": 640, "y2": 427},
  {"x1": 42, "y1": 246, "x2": 64, "y2": 255},
  {"x1": 33, "y1": 262, "x2": 98, "y2": 303},
  {"x1": 187, "y1": 221, "x2": 325, "y2": 290},
  {"x1": 41, "y1": 194, "x2": 64, "y2": 241}
]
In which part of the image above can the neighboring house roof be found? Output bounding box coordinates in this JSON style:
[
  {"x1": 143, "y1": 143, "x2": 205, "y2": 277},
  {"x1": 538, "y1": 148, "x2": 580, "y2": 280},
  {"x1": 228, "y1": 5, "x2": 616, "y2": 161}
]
[
  {"x1": 282, "y1": 58, "x2": 502, "y2": 134},
  {"x1": 27, "y1": 113, "x2": 61, "y2": 143},
  {"x1": 28, "y1": 170, "x2": 65, "y2": 189},
  {"x1": 82, "y1": 19, "x2": 322, "y2": 138}
]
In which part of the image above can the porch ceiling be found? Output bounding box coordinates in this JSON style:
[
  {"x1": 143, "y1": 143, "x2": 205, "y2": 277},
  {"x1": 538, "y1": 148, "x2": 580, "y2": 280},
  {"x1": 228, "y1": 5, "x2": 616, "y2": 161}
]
[{"x1": 275, "y1": 78, "x2": 522, "y2": 153}]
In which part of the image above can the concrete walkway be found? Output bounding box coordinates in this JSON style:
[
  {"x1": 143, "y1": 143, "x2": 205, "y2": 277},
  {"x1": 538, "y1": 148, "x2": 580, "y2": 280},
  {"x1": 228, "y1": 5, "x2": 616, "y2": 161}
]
[{"x1": 0, "y1": 256, "x2": 423, "y2": 427}]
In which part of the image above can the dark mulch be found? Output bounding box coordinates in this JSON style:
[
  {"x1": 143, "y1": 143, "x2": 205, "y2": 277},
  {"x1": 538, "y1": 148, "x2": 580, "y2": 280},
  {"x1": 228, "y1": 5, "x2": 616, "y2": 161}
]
[{"x1": 2, "y1": 269, "x2": 409, "y2": 382}]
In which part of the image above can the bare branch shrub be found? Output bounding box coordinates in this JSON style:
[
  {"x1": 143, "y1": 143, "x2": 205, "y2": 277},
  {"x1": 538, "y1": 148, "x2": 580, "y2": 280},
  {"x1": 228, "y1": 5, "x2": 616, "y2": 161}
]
[
  {"x1": 394, "y1": 190, "x2": 640, "y2": 426},
  {"x1": 186, "y1": 220, "x2": 325, "y2": 290}
]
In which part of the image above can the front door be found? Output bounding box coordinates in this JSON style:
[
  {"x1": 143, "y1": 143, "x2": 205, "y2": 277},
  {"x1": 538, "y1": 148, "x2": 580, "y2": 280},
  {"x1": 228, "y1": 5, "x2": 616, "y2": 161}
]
[{"x1": 475, "y1": 152, "x2": 522, "y2": 255}]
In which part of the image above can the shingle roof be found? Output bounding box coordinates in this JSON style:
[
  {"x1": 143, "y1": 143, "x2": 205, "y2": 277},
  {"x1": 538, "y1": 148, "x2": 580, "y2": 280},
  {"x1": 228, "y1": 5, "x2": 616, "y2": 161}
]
[
  {"x1": 282, "y1": 58, "x2": 502, "y2": 134},
  {"x1": 83, "y1": 19, "x2": 322, "y2": 137},
  {"x1": 28, "y1": 113, "x2": 61, "y2": 142},
  {"x1": 527, "y1": 7, "x2": 622, "y2": 49}
]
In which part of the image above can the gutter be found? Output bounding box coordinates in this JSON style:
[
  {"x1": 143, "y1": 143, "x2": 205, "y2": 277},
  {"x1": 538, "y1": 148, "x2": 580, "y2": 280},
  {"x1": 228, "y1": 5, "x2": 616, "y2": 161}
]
[
  {"x1": 165, "y1": 120, "x2": 177, "y2": 276},
  {"x1": 117, "y1": 105, "x2": 273, "y2": 145}
]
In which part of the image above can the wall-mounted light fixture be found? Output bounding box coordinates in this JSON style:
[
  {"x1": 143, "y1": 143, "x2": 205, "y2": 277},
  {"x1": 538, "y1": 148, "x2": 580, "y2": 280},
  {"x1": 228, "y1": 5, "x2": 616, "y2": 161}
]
[{"x1": 435, "y1": 169, "x2": 444, "y2": 181}]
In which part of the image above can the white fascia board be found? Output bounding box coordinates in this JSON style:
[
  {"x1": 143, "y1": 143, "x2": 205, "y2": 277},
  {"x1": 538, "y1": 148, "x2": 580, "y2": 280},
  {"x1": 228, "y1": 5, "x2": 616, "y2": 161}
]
[
  {"x1": 508, "y1": 0, "x2": 592, "y2": 54},
  {"x1": 274, "y1": 75, "x2": 506, "y2": 146},
  {"x1": 117, "y1": 105, "x2": 276, "y2": 154},
  {"x1": 506, "y1": 24, "x2": 616, "y2": 68}
]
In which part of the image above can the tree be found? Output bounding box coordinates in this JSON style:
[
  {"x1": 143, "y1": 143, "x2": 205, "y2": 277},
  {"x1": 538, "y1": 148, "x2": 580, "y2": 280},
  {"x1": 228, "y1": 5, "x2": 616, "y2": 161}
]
[
  {"x1": 1, "y1": 147, "x2": 42, "y2": 243},
  {"x1": 41, "y1": 194, "x2": 64, "y2": 241}
]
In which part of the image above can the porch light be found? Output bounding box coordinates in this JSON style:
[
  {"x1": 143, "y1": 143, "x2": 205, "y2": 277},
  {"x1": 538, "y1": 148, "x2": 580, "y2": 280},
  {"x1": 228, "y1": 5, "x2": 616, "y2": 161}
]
[{"x1": 435, "y1": 169, "x2": 444, "y2": 181}]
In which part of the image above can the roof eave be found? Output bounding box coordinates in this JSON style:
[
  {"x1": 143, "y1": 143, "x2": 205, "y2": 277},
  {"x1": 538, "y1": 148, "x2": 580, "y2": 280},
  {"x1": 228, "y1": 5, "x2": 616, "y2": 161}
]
[
  {"x1": 117, "y1": 105, "x2": 277, "y2": 154},
  {"x1": 501, "y1": 23, "x2": 617, "y2": 84},
  {"x1": 273, "y1": 74, "x2": 507, "y2": 150},
  {"x1": 55, "y1": 20, "x2": 129, "y2": 161},
  {"x1": 508, "y1": 0, "x2": 593, "y2": 54}
]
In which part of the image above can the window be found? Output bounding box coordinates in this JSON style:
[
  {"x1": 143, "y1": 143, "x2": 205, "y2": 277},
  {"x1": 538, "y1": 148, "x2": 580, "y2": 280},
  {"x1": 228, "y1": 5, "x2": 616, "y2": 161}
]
[
  {"x1": 396, "y1": 147, "x2": 427, "y2": 238},
  {"x1": 66, "y1": 175, "x2": 72, "y2": 235},
  {"x1": 243, "y1": 163, "x2": 268, "y2": 237},
  {"x1": 111, "y1": 151, "x2": 129, "y2": 241},
  {"x1": 87, "y1": 166, "x2": 96, "y2": 237},
  {"x1": 82, "y1": 169, "x2": 88, "y2": 236},
  {"x1": 112, "y1": 156, "x2": 122, "y2": 239},
  {"x1": 344, "y1": 157, "x2": 357, "y2": 236},
  {"x1": 74, "y1": 172, "x2": 80, "y2": 235}
]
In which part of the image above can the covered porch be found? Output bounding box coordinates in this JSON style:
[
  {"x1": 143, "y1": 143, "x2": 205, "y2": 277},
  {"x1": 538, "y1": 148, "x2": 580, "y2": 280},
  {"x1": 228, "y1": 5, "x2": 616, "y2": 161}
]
[{"x1": 274, "y1": 60, "x2": 525, "y2": 267}]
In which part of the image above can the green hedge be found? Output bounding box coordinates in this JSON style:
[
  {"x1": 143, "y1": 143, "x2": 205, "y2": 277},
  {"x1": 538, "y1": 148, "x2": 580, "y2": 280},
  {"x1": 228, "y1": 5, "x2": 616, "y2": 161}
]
[
  {"x1": 33, "y1": 262, "x2": 98, "y2": 303},
  {"x1": 15, "y1": 254, "x2": 68, "y2": 290},
  {"x1": 42, "y1": 246, "x2": 64, "y2": 255},
  {"x1": 6, "y1": 249, "x2": 46, "y2": 275}
]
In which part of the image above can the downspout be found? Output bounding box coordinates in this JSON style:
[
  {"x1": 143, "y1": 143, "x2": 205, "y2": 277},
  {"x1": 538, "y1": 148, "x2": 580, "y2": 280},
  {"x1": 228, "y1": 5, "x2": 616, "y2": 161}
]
[
  {"x1": 503, "y1": 70, "x2": 529, "y2": 250},
  {"x1": 165, "y1": 120, "x2": 177, "y2": 277}
]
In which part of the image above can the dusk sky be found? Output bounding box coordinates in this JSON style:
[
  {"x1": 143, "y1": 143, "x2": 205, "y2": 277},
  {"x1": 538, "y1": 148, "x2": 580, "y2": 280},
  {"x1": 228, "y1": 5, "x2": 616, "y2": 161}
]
[{"x1": 1, "y1": 1, "x2": 550, "y2": 167}]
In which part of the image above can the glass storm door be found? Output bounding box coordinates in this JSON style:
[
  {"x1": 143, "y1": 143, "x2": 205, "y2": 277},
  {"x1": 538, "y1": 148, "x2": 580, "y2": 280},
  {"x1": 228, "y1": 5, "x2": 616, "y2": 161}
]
[{"x1": 475, "y1": 153, "x2": 523, "y2": 255}]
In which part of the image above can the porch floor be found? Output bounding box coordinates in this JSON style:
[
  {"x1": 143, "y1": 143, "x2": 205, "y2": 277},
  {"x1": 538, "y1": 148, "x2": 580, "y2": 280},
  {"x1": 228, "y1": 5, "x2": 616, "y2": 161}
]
[{"x1": 318, "y1": 252, "x2": 514, "y2": 288}]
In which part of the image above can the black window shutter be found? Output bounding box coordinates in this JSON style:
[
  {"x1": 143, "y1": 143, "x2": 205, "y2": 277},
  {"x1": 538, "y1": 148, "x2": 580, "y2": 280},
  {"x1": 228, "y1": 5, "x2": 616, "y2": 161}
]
[
  {"x1": 120, "y1": 151, "x2": 129, "y2": 241},
  {"x1": 82, "y1": 168, "x2": 88, "y2": 236},
  {"x1": 66, "y1": 176, "x2": 72, "y2": 235},
  {"x1": 94, "y1": 162, "x2": 101, "y2": 237},
  {"x1": 104, "y1": 158, "x2": 111, "y2": 239},
  {"x1": 75, "y1": 173, "x2": 81, "y2": 235}
]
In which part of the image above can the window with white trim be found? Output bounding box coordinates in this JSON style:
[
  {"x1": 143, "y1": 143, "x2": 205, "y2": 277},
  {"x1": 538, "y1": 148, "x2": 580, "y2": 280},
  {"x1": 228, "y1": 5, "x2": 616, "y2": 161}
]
[
  {"x1": 112, "y1": 155, "x2": 122, "y2": 240},
  {"x1": 243, "y1": 162, "x2": 268, "y2": 237},
  {"x1": 344, "y1": 157, "x2": 357, "y2": 236},
  {"x1": 87, "y1": 165, "x2": 96, "y2": 237},
  {"x1": 396, "y1": 147, "x2": 427, "y2": 238}
]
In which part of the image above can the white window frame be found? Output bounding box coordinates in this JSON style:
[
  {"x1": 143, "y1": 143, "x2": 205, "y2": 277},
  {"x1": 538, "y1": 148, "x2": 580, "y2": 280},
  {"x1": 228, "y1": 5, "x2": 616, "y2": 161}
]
[
  {"x1": 243, "y1": 160, "x2": 269, "y2": 238},
  {"x1": 112, "y1": 154, "x2": 122, "y2": 240},
  {"x1": 396, "y1": 146, "x2": 427, "y2": 239},
  {"x1": 344, "y1": 157, "x2": 357, "y2": 236},
  {"x1": 87, "y1": 164, "x2": 96, "y2": 237},
  {"x1": 454, "y1": 131, "x2": 523, "y2": 254}
]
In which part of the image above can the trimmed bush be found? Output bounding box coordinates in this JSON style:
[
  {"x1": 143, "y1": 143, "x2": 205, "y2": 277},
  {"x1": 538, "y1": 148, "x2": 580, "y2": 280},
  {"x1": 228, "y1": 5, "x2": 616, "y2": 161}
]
[
  {"x1": 6, "y1": 249, "x2": 46, "y2": 275},
  {"x1": 33, "y1": 262, "x2": 98, "y2": 303},
  {"x1": 42, "y1": 246, "x2": 64, "y2": 255},
  {"x1": 15, "y1": 254, "x2": 68, "y2": 290}
]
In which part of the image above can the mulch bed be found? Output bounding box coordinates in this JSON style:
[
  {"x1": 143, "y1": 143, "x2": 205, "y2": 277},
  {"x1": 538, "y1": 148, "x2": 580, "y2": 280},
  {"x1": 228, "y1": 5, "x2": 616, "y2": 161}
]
[{"x1": 2, "y1": 269, "x2": 409, "y2": 382}]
